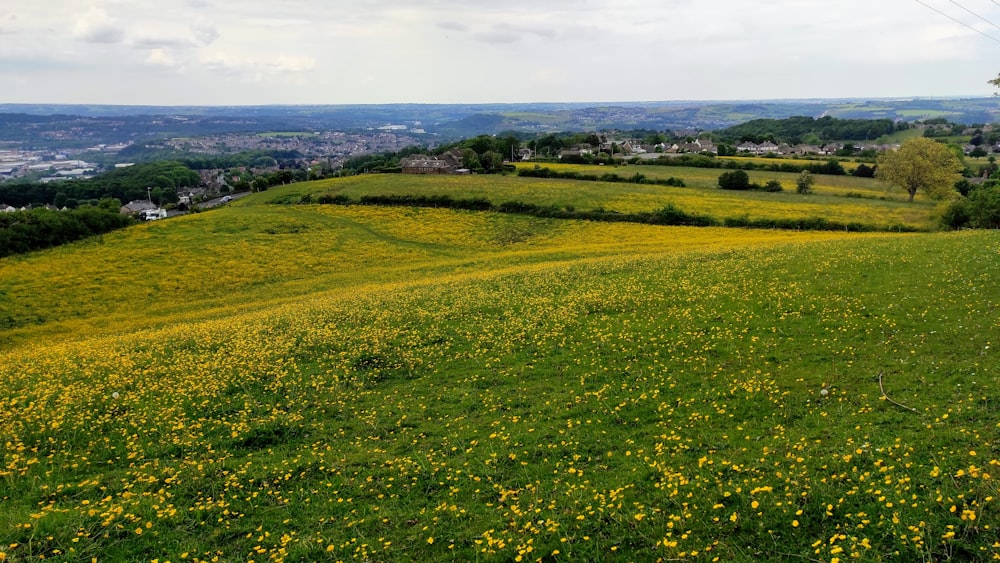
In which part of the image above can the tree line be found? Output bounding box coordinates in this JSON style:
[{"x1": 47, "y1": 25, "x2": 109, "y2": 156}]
[
  {"x1": 0, "y1": 202, "x2": 135, "y2": 257},
  {"x1": 716, "y1": 116, "x2": 902, "y2": 144},
  {"x1": 0, "y1": 161, "x2": 200, "y2": 208}
]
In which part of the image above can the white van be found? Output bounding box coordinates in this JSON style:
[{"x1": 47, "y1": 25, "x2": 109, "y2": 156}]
[{"x1": 141, "y1": 208, "x2": 167, "y2": 221}]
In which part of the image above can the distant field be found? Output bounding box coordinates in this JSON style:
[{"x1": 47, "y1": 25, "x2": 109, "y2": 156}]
[
  {"x1": 875, "y1": 128, "x2": 924, "y2": 144},
  {"x1": 299, "y1": 169, "x2": 933, "y2": 229},
  {"x1": 292, "y1": 171, "x2": 932, "y2": 230},
  {"x1": 508, "y1": 163, "x2": 929, "y2": 226},
  {"x1": 896, "y1": 109, "x2": 962, "y2": 118},
  {"x1": 716, "y1": 155, "x2": 860, "y2": 171},
  {"x1": 500, "y1": 112, "x2": 566, "y2": 123}
]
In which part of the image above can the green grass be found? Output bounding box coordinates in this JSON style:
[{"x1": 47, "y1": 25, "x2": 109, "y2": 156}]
[
  {"x1": 2, "y1": 179, "x2": 998, "y2": 562},
  {"x1": 875, "y1": 128, "x2": 924, "y2": 144},
  {"x1": 300, "y1": 167, "x2": 935, "y2": 230},
  {"x1": 896, "y1": 109, "x2": 962, "y2": 118}
]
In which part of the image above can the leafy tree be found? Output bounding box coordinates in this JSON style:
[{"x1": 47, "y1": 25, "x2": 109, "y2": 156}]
[
  {"x1": 941, "y1": 185, "x2": 1000, "y2": 229},
  {"x1": 533, "y1": 134, "x2": 563, "y2": 157},
  {"x1": 802, "y1": 132, "x2": 822, "y2": 145},
  {"x1": 796, "y1": 171, "x2": 815, "y2": 194},
  {"x1": 876, "y1": 138, "x2": 964, "y2": 202},
  {"x1": 852, "y1": 163, "x2": 876, "y2": 178},
  {"x1": 954, "y1": 178, "x2": 972, "y2": 197},
  {"x1": 480, "y1": 151, "x2": 504, "y2": 173},
  {"x1": 467, "y1": 135, "x2": 497, "y2": 156},
  {"x1": 645, "y1": 132, "x2": 666, "y2": 145},
  {"x1": 461, "y1": 148, "x2": 481, "y2": 170},
  {"x1": 497, "y1": 135, "x2": 521, "y2": 160},
  {"x1": 835, "y1": 143, "x2": 856, "y2": 157},
  {"x1": 718, "y1": 169, "x2": 751, "y2": 190}
]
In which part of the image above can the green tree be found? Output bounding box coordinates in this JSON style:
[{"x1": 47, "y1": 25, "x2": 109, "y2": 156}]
[
  {"x1": 718, "y1": 169, "x2": 750, "y2": 190},
  {"x1": 795, "y1": 171, "x2": 815, "y2": 194},
  {"x1": 876, "y1": 138, "x2": 964, "y2": 202},
  {"x1": 461, "y1": 148, "x2": 481, "y2": 170},
  {"x1": 852, "y1": 163, "x2": 876, "y2": 178},
  {"x1": 480, "y1": 151, "x2": 504, "y2": 173}
]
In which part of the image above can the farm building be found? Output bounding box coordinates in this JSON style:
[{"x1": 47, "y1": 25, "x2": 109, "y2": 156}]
[{"x1": 400, "y1": 156, "x2": 455, "y2": 174}]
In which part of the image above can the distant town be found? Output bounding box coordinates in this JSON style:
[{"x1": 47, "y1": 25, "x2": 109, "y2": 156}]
[{"x1": 0, "y1": 128, "x2": 430, "y2": 185}]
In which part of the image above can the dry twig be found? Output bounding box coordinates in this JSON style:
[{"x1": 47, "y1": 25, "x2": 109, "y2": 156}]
[{"x1": 878, "y1": 371, "x2": 920, "y2": 414}]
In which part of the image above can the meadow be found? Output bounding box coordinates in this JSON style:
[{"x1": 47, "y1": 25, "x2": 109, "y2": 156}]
[
  {"x1": 1, "y1": 178, "x2": 998, "y2": 562},
  {"x1": 305, "y1": 167, "x2": 935, "y2": 231}
]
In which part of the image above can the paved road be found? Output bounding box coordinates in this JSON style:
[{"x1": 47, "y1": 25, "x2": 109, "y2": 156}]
[{"x1": 163, "y1": 192, "x2": 253, "y2": 218}]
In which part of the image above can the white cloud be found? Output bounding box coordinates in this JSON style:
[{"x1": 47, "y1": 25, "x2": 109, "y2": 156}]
[
  {"x1": 3, "y1": 0, "x2": 999, "y2": 104},
  {"x1": 72, "y1": 6, "x2": 125, "y2": 44},
  {"x1": 192, "y1": 18, "x2": 219, "y2": 46},
  {"x1": 0, "y1": 13, "x2": 17, "y2": 34},
  {"x1": 200, "y1": 52, "x2": 316, "y2": 79},
  {"x1": 131, "y1": 31, "x2": 198, "y2": 50},
  {"x1": 437, "y1": 21, "x2": 467, "y2": 33},
  {"x1": 145, "y1": 48, "x2": 179, "y2": 69}
]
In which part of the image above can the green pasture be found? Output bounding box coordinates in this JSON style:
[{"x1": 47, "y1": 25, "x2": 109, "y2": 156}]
[
  {"x1": 1, "y1": 186, "x2": 998, "y2": 561},
  {"x1": 292, "y1": 167, "x2": 934, "y2": 230}
]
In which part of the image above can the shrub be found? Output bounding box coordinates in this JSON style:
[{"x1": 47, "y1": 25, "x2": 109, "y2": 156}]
[
  {"x1": 718, "y1": 169, "x2": 751, "y2": 190},
  {"x1": 796, "y1": 171, "x2": 816, "y2": 194},
  {"x1": 942, "y1": 186, "x2": 1000, "y2": 229},
  {"x1": 761, "y1": 180, "x2": 784, "y2": 192}
]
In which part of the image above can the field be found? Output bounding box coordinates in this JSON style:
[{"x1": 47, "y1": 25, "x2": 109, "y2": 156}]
[
  {"x1": 714, "y1": 156, "x2": 862, "y2": 172},
  {"x1": 311, "y1": 166, "x2": 935, "y2": 230},
  {"x1": 2, "y1": 177, "x2": 999, "y2": 562},
  {"x1": 875, "y1": 129, "x2": 925, "y2": 145}
]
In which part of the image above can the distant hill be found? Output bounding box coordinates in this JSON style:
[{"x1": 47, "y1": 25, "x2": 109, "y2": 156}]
[{"x1": 1, "y1": 98, "x2": 998, "y2": 145}]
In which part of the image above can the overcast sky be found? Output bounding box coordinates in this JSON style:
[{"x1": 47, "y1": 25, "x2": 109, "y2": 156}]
[{"x1": 3, "y1": 0, "x2": 1000, "y2": 106}]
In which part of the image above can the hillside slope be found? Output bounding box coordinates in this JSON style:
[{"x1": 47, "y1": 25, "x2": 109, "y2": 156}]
[{"x1": 1, "y1": 183, "x2": 998, "y2": 562}]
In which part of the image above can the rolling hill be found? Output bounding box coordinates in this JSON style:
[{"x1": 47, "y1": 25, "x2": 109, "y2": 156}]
[{"x1": 1, "y1": 174, "x2": 998, "y2": 561}]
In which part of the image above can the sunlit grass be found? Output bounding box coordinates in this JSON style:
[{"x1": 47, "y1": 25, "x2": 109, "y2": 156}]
[
  {"x1": 1, "y1": 190, "x2": 997, "y2": 562},
  {"x1": 293, "y1": 168, "x2": 932, "y2": 230}
]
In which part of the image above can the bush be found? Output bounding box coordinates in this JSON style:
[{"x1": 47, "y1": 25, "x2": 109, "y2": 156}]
[
  {"x1": 853, "y1": 163, "x2": 876, "y2": 178},
  {"x1": 718, "y1": 169, "x2": 751, "y2": 190},
  {"x1": 761, "y1": 180, "x2": 784, "y2": 192},
  {"x1": 796, "y1": 171, "x2": 816, "y2": 194},
  {"x1": 941, "y1": 186, "x2": 1000, "y2": 229}
]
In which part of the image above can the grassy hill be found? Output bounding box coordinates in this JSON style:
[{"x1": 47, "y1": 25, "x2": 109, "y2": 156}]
[{"x1": 1, "y1": 176, "x2": 998, "y2": 562}]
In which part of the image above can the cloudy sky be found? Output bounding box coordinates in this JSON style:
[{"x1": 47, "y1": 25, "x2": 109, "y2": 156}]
[{"x1": 2, "y1": 0, "x2": 1000, "y2": 106}]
